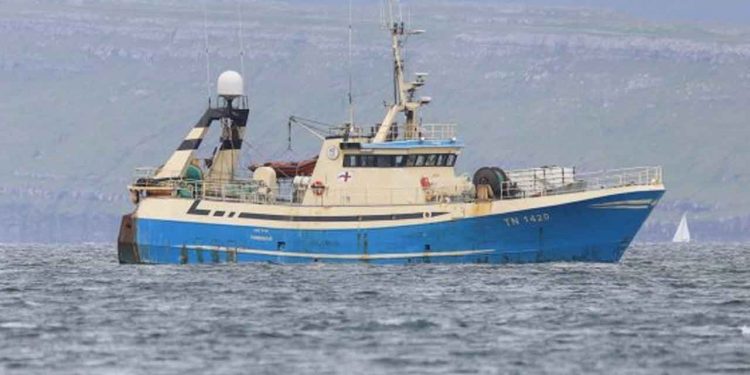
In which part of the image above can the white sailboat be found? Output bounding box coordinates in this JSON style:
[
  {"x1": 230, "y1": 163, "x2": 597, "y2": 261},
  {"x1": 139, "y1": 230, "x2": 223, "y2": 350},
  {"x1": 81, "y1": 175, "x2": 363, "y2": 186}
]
[{"x1": 672, "y1": 213, "x2": 691, "y2": 243}]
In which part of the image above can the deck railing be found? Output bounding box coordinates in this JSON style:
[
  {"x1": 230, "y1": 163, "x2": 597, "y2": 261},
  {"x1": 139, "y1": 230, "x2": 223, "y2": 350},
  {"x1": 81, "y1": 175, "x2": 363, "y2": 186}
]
[
  {"x1": 496, "y1": 166, "x2": 662, "y2": 200},
  {"x1": 577, "y1": 166, "x2": 663, "y2": 189},
  {"x1": 130, "y1": 166, "x2": 662, "y2": 206},
  {"x1": 147, "y1": 179, "x2": 476, "y2": 206},
  {"x1": 419, "y1": 123, "x2": 457, "y2": 140},
  {"x1": 328, "y1": 123, "x2": 458, "y2": 141},
  {"x1": 133, "y1": 167, "x2": 159, "y2": 180}
]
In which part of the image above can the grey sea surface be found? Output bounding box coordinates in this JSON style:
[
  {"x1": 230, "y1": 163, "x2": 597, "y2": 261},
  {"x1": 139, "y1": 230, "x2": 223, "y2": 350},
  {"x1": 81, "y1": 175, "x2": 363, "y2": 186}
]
[{"x1": 1, "y1": 243, "x2": 748, "y2": 374}]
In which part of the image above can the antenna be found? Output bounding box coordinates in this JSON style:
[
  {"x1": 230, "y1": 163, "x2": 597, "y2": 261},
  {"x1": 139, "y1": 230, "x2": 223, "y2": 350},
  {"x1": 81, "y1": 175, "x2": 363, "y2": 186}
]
[
  {"x1": 379, "y1": 1, "x2": 384, "y2": 29},
  {"x1": 403, "y1": 6, "x2": 409, "y2": 76},
  {"x1": 287, "y1": 118, "x2": 293, "y2": 151},
  {"x1": 202, "y1": 0, "x2": 212, "y2": 104},
  {"x1": 387, "y1": 0, "x2": 395, "y2": 27},
  {"x1": 372, "y1": 0, "x2": 429, "y2": 143},
  {"x1": 237, "y1": 0, "x2": 246, "y2": 80},
  {"x1": 347, "y1": 0, "x2": 354, "y2": 127}
]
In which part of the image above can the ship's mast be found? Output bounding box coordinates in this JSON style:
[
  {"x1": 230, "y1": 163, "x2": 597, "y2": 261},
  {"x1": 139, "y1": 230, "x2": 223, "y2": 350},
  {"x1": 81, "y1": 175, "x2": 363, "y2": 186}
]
[
  {"x1": 347, "y1": 0, "x2": 355, "y2": 128},
  {"x1": 372, "y1": 0, "x2": 429, "y2": 143}
]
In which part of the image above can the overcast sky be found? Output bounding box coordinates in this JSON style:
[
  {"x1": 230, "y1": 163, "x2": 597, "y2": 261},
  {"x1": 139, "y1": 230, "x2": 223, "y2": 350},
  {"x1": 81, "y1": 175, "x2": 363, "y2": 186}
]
[
  {"x1": 323, "y1": 0, "x2": 750, "y2": 26},
  {"x1": 512, "y1": 0, "x2": 750, "y2": 25}
]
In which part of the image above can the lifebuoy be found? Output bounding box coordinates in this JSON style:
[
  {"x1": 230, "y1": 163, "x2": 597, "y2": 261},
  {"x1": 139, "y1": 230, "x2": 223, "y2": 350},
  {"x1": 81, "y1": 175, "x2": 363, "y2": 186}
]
[
  {"x1": 311, "y1": 180, "x2": 326, "y2": 196},
  {"x1": 420, "y1": 176, "x2": 431, "y2": 190}
]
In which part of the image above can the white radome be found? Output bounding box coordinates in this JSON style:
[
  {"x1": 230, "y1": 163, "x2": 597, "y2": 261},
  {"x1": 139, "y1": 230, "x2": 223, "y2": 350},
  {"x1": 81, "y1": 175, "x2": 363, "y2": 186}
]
[{"x1": 217, "y1": 70, "x2": 244, "y2": 98}]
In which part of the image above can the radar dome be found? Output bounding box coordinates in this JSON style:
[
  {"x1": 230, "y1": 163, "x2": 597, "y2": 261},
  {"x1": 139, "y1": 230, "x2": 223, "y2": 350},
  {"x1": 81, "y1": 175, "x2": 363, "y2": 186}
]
[{"x1": 217, "y1": 70, "x2": 244, "y2": 98}]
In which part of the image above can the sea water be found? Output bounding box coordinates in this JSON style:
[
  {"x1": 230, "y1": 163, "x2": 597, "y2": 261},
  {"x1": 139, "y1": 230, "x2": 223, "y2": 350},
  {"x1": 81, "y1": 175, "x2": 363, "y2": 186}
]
[{"x1": 1, "y1": 243, "x2": 748, "y2": 374}]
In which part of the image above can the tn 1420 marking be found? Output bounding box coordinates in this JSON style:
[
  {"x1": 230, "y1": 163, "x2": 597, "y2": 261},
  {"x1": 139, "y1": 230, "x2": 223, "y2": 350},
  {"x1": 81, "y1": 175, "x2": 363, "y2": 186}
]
[{"x1": 503, "y1": 213, "x2": 550, "y2": 227}]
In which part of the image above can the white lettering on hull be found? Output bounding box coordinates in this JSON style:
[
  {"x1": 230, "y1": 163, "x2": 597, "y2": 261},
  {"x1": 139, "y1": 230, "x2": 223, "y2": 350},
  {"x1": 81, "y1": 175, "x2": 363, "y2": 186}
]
[{"x1": 503, "y1": 213, "x2": 550, "y2": 227}]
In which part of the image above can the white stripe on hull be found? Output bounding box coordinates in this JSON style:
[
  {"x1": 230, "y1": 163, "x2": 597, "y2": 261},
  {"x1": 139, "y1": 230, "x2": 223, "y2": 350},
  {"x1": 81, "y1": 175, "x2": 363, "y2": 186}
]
[
  {"x1": 136, "y1": 184, "x2": 664, "y2": 230},
  {"x1": 185, "y1": 245, "x2": 495, "y2": 260},
  {"x1": 589, "y1": 199, "x2": 656, "y2": 210}
]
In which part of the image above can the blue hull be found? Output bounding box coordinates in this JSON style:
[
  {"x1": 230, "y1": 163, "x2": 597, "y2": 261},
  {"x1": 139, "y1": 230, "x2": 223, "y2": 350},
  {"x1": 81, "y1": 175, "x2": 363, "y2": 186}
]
[{"x1": 118, "y1": 190, "x2": 663, "y2": 265}]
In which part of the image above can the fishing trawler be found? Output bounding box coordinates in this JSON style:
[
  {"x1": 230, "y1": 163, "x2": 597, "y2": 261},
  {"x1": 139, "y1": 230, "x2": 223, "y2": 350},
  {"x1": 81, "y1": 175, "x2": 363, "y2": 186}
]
[{"x1": 117, "y1": 7, "x2": 665, "y2": 265}]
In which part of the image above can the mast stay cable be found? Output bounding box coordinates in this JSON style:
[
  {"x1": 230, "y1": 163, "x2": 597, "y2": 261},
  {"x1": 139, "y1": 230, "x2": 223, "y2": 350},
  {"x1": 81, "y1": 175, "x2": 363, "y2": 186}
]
[
  {"x1": 202, "y1": 0, "x2": 212, "y2": 105},
  {"x1": 347, "y1": 0, "x2": 354, "y2": 128},
  {"x1": 237, "y1": 0, "x2": 246, "y2": 81}
]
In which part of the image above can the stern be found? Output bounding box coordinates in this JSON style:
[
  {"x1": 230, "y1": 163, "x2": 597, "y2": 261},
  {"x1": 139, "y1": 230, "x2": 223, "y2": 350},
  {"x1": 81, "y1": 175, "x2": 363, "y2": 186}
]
[{"x1": 117, "y1": 213, "x2": 141, "y2": 264}]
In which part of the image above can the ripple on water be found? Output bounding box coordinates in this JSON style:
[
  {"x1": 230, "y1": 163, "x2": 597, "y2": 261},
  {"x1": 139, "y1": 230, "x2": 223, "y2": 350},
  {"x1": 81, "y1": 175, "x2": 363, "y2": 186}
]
[{"x1": 0, "y1": 243, "x2": 749, "y2": 374}]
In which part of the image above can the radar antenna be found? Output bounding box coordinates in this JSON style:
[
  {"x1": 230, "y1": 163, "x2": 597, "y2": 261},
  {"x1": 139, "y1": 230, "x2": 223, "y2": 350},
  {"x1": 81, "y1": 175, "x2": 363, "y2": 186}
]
[{"x1": 372, "y1": 0, "x2": 430, "y2": 143}]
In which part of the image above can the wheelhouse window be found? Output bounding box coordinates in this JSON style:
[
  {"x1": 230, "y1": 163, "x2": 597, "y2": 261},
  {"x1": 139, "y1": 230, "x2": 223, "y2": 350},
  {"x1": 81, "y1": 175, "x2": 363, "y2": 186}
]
[
  {"x1": 376, "y1": 155, "x2": 394, "y2": 167},
  {"x1": 363, "y1": 155, "x2": 377, "y2": 167},
  {"x1": 446, "y1": 154, "x2": 456, "y2": 166},
  {"x1": 344, "y1": 155, "x2": 358, "y2": 167},
  {"x1": 343, "y1": 153, "x2": 458, "y2": 168}
]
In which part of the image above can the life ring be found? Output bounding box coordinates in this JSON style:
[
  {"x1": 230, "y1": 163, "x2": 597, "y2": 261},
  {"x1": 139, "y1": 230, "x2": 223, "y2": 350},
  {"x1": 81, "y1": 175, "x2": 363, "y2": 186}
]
[
  {"x1": 420, "y1": 176, "x2": 431, "y2": 190},
  {"x1": 311, "y1": 180, "x2": 326, "y2": 196}
]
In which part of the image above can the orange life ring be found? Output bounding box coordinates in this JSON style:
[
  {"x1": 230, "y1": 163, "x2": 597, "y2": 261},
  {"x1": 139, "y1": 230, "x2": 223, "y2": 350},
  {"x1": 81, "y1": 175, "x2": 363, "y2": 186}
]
[
  {"x1": 420, "y1": 176, "x2": 431, "y2": 190},
  {"x1": 311, "y1": 180, "x2": 326, "y2": 196}
]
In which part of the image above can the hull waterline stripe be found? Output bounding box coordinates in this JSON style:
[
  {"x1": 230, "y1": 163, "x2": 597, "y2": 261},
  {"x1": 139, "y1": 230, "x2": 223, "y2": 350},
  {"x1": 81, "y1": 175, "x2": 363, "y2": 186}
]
[
  {"x1": 590, "y1": 205, "x2": 650, "y2": 210},
  {"x1": 187, "y1": 200, "x2": 448, "y2": 222},
  {"x1": 184, "y1": 245, "x2": 495, "y2": 260},
  {"x1": 187, "y1": 200, "x2": 211, "y2": 215},
  {"x1": 590, "y1": 199, "x2": 655, "y2": 209},
  {"x1": 236, "y1": 211, "x2": 441, "y2": 222}
]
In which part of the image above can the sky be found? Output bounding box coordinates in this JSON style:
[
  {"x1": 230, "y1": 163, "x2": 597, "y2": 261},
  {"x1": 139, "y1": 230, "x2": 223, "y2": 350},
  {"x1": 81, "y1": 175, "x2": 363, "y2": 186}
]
[
  {"x1": 512, "y1": 0, "x2": 750, "y2": 25},
  {"x1": 315, "y1": 0, "x2": 750, "y2": 26}
]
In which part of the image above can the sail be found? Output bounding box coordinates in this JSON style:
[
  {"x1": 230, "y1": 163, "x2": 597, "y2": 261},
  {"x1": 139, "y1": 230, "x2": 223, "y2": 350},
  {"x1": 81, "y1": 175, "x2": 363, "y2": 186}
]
[{"x1": 672, "y1": 213, "x2": 691, "y2": 243}]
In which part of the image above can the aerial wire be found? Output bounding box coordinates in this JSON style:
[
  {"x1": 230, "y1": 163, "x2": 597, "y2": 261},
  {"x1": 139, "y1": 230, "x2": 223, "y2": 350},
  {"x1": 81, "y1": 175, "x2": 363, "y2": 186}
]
[
  {"x1": 379, "y1": 1, "x2": 384, "y2": 28},
  {"x1": 347, "y1": 0, "x2": 355, "y2": 127},
  {"x1": 237, "y1": 0, "x2": 246, "y2": 82},
  {"x1": 202, "y1": 0, "x2": 212, "y2": 104}
]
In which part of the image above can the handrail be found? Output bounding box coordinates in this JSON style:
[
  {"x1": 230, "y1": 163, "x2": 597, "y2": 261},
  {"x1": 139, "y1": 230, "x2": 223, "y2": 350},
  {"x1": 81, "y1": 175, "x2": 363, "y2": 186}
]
[
  {"x1": 420, "y1": 123, "x2": 457, "y2": 140},
  {"x1": 133, "y1": 167, "x2": 159, "y2": 179},
  {"x1": 326, "y1": 122, "x2": 458, "y2": 141},
  {"x1": 129, "y1": 165, "x2": 662, "y2": 206},
  {"x1": 497, "y1": 166, "x2": 662, "y2": 200},
  {"x1": 198, "y1": 181, "x2": 476, "y2": 206}
]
